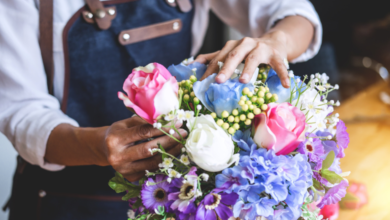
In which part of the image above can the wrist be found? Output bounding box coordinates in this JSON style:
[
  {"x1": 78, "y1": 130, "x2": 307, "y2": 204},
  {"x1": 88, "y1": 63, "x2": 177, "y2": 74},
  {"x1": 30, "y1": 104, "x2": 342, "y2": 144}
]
[
  {"x1": 262, "y1": 30, "x2": 290, "y2": 59},
  {"x1": 75, "y1": 126, "x2": 110, "y2": 166}
]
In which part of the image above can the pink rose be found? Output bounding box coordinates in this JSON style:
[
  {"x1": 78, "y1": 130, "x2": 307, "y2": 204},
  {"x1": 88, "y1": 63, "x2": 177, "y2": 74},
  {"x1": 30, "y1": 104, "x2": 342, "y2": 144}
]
[
  {"x1": 118, "y1": 63, "x2": 179, "y2": 124},
  {"x1": 252, "y1": 103, "x2": 306, "y2": 155},
  {"x1": 319, "y1": 203, "x2": 339, "y2": 220}
]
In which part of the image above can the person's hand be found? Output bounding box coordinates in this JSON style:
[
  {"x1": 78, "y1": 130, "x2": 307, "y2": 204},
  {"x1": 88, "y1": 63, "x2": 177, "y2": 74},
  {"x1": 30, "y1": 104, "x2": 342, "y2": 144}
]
[
  {"x1": 194, "y1": 30, "x2": 290, "y2": 88},
  {"x1": 104, "y1": 116, "x2": 187, "y2": 182}
]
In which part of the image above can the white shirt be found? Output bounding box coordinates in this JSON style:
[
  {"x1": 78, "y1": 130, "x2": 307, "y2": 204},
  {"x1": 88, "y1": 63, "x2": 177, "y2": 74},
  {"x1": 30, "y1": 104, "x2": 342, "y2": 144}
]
[{"x1": 0, "y1": 0, "x2": 322, "y2": 171}]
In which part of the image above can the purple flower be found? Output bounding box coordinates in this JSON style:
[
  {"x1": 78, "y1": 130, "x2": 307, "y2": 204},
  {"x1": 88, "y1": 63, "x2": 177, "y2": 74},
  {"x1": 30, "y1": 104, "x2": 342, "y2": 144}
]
[
  {"x1": 195, "y1": 192, "x2": 238, "y2": 220},
  {"x1": 141, "y1": 175, "x2": 173, "y2": 213},
  {"x1": 297, "y1": 137, "x2": 324, "y2": 162},
  {"x1": 233, "y1": 130, "x2": 257, "y2": 156},
  {"x1": 168, "y1": 167, "x2": 198, "y2": 215},
  {"x1": 128, "y1": 197, "x2": 145, "y2": 213},
  {"x1": 318, "y1": 180, "x2": 349, "y2": 208},
  {"x1": 215, "y1": 164, "x2": 250, "y2": 193},
  {"x1": 336, "y1": 120, "x2": 349, "y2": 158}
]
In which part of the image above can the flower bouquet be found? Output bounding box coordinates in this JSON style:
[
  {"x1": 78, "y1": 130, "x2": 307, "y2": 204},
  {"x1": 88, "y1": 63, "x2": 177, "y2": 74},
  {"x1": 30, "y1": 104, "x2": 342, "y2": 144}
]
[{"x1": 110, "y1": 58, "x2": 350, "y2": 220}]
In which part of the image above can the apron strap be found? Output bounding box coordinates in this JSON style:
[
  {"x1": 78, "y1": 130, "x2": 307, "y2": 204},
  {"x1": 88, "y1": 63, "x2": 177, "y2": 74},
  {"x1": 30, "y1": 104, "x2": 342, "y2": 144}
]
[{"x1": 39, "y1": 0, "x2": 54, "y2": 95}]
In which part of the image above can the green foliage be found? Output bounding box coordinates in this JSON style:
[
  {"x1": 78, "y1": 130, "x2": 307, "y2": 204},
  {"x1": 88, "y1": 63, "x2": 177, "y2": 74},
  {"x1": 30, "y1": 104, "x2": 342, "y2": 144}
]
[
  {"x1": 320, "y1": 169, "x2": 344, "y2": 184},
  {"x1": 312, "y1": 178, "x2": 324, "y2": 191},
  {"x1": 108, "y1": 172, "x2": 142, "y2": 200},
  {"x1": 322, "y1": 150, "x2": 335, "y2": 170}
]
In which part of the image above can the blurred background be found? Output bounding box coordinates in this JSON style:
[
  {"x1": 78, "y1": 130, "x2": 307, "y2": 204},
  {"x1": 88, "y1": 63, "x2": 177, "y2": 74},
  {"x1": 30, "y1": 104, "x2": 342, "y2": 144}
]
[{"x1": 1, "y1": 0, "x2": 390, "y2": 219}]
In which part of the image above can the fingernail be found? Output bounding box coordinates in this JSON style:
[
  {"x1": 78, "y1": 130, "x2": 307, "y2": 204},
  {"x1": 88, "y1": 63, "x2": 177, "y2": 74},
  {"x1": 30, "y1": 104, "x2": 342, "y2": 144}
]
[
  {"x1": 240, "y1": 73, "x2": 249, "y2": 82},
  {"x1": 216, "y1": 74, "x2": 226, "y2": 83},
  {"x1": 283, "y1": 78, "x2": 291, "y2": 88}
]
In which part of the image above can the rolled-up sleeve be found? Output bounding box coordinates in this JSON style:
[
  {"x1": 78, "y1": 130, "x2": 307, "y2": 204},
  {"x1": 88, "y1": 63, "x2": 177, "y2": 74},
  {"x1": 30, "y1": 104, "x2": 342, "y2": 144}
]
[
  {"x1": 210, "y1": 0, "x2": 322, "y2": 63},
  {"x1": 0, "y1": 0, "x2": 78, "y2": 171}
]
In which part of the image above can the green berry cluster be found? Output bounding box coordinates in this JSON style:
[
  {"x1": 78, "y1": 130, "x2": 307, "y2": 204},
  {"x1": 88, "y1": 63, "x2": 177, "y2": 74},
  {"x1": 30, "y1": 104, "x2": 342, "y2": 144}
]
[
  {"x1": 257, "y1": 65, "x2": 270, "y2": 83},
  {"x1": 179, "y1": 75, "x2": 201, "y2": 111},
  {"x1": 211, "y1": 86, "x2": 278, "y2": 135}
]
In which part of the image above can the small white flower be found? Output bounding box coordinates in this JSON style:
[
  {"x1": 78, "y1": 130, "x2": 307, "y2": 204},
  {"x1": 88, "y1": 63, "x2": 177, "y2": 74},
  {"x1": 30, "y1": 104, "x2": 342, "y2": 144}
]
[
  {"x1": 295, "y1": 78, "x2": 300, "y2": 83},
  {"x1": 192, "y1": 68, "x2": 197, "y2": 72},
  {"x1": 153, "y1": 123, "x2": 158, "y2": 128},
  {"x1": 200, "y1": 173, "x2": 209, "y2": 181},
  {"x1": 168, "y1": 168, "x2": 180, "y2": 178},
  {"x1": 146, "y1": 181, "x2": 151, "y2": 186},
  {"x1": 288, "y1": 70, "x2": 294, "y2": 78},
  {"x1": 335, "y1": 101, "x2": 340, "y2": 106},
  {"x1": 310, "y1": 74, "x2": 315, "y2": 79},
  {"x1": 184, "y1": 111, "x2": 195, "y2": 120},
  {"x1": 181, "y1": 148, "x2": 186, "y2": 153},
  {"x1": 197, "y1": 105, "x2": 202, "y2": 110},
  {"x1": 158, "y1": 163, "x2": 163, "y2": 168},
  {"x1": 334, "y1": 84, "x2": 339, "y2": 90},
  {"x1": 167, "y1": 177, "x2": 172, "y2": 183},
  {"x1": 164, "y1": 114, "x2": 176, "y2": 121},
  {"x1": 315, "y1": 73, "x2": 320, "y2": 78},
  {"x1": 162, "y1": 158, "x2": 174, "y2": 168},
  {"x1": 195, "y1": 190, "x2": 203, "y2": 197},
  {"x1": 180, "y1": 155, "x2": 190, "y2": 165},
  {"x1": 145, "y1": 170, "x2": 150, "y2": 176},
  {"x1": 169, "y1": 129, "x2": 175, "y2": 135},
  {"x1": 316, "y1": 85, "x2": 326, "y2": 92},
  {"x1": 176, "y1": 110, "x2": 186, "y2": 122},
  {"x1": 327, "y1": 135, "x2": 332, "y2": 140},
  {"x1": 314, "y1": 78, "x2": 319, "y2": 83},
  {"x1": 335, "y1": 113, "x2": 340, "y2": 117},
  {"x1": 329, "y1": 100, "x2": 334, "y2": 104},
  {"x1": 156, "y1": 123, "x2": 162, "y2": 129},
  {"x1": 127, "y1": 209, "x2": 135, "y2": 219}
]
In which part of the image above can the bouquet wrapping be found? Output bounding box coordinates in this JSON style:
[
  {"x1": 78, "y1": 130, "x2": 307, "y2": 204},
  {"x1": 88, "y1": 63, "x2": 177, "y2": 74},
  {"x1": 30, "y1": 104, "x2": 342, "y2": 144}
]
[{"x1": 111, "y1": 58, "x2": 350, "y2": 220}]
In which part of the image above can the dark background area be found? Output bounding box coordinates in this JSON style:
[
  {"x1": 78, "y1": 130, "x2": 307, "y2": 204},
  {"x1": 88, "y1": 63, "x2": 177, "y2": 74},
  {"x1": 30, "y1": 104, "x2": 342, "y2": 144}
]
[{"x1": 198, "y1": 0, "x2": 390, "y2": 101}]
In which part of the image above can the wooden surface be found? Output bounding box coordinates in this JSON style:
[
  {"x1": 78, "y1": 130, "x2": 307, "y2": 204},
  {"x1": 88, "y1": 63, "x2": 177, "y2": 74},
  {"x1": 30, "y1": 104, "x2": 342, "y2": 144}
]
[{"x1": 336, "y1": 81, "x2": 390, "y2": 220}]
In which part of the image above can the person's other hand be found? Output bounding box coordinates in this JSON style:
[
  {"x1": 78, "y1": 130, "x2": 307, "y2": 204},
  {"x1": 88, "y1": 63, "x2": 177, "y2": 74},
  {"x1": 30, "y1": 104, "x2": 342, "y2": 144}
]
[
  {"x1": 104, "y1": 116, "x2": 187, "y2": 182},
  {"x1": 194, "y1": 30, "x2": 290, "y2": 88}
]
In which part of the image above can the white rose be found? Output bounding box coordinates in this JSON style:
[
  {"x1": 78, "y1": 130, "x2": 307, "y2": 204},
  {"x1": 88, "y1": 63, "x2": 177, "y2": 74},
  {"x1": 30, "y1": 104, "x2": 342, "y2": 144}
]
[{"x1": 185, "y1": 115, "x2": 239, "y2": 172}]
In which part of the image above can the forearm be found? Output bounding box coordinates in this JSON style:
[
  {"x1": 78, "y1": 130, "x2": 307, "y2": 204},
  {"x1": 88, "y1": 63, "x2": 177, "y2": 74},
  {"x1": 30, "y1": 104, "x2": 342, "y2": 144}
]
[
  {"x1": 265, "y1": 15, "x2": 315, "y2": 61},
  {"x1": 45, "y1": 124, "x2": 109, "y2": 166}
]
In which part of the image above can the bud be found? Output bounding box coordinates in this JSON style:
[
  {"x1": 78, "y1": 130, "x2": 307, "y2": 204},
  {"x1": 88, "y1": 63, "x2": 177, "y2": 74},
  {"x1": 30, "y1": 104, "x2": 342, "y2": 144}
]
[
  {"x1": 249, "y1": 105, "x2": 254, "y2": 110},
  {"x1": 238, "y1": 100, "x2": 245, "y2": 106},
  {"x1": 251, "y1": 97, "x2": 257, "y2": 102},
  {"x1": 221, "y1": 111, "x2": 229, "y2": 118},
  {"x1": 272, "y1": 94, "x2": 278, "y2": 102},
  {"x1": 210, "y1": 112, "x2": 217, "y2": 119},
  {"x1": 247, "y1": 92, "x2": 253, "y2": 98},
  {"x1": 233, "y1": 123, "x2": 240, "y2": 130},
  {"x1": 185, "y1": 80, "x2": 191, "y2": 87},
  {"x1": 254, "y1": 88, "x2": 259, "y2": 92},
  {"x1": 234, "y1": 116, "x2": 240, "y2": 123},
  {"x1": 242, "y1": 104, "x2": 249, "y2": 111},
  {"x1": 222, "y1": 123, "x2": 230, "y2": 130},
  {"x1": 189, "y1": 75, "x2": 197, "y2": 83},
  {"x1": 193, "y1": 97, "x2": 200, "y2": 105},
  {"x1": 228, "y1": 127, "x2": 236, "y2": 134},
  {"x1": 242, "y1": 87, "x2": 250, "y2": 95},
  {"x1": 184, "y1": 89, "x2": 189, "y2": 94},
  {"x1": 247, "y1": 112, "x2": 254, "y2": 119},
  {"x1": 240, "y1": 96, "x2": 247, "y2": 101},
  {"x1": 244, "y1": 119, "x2": 252, "y2": 125},
  {"x1": 232, "y1": 109, "x2": 239, "y2": 116},
  {"x1": 183, "y1": 94, "x2": 190, "y2": 101},
  {"x1": 240, "y1": 114, "x2": 246, "y2": 121},
  {"x1": 258, "y1": 91, "x2": 265, "y2": 97},
  {"x1": 228, "y1": 116, "x2": 235, "y2": 122},
  {"x1": 259, "y1": 86, "x2": 266, "y2": 92},
  {"x1": 216, "y1": 119, "x2": 224, "y2": 126},
  {"x1": 265, "y1": 93, "x2": 273, "y2": 101},
  {"x1": 261, "y1": 104, "x2": 268, "y2": 111},
  {"x1": 257, "y1": 98, "x2": 265, "y2": 105},
  {"x1": 190, "y1": 91, "x2": 195, "y2": 97},
  {"x1": 254, "y1": 108, "x2": 261, "y2": 115}
]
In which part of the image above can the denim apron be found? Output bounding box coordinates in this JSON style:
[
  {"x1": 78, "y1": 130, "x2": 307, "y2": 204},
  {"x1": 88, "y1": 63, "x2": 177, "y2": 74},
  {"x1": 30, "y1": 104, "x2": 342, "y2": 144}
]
[{"x1": 7, "y1": 0, "x2": 193, "y2": 219}]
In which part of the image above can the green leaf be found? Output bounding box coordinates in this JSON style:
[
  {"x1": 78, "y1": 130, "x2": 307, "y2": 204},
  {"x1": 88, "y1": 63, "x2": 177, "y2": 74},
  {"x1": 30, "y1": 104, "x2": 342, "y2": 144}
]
[
  {"x1": 148, "y1": 215, "x2": 164, "y2": 220},
  {"x1": 313, "y1": 178, "x2": 324, "y2": 191},
  {"x1": 322, "y1": 151, "x2": 335, "y2": 170},
  {"x1": 341, "y1": 192, "x2": 360, "y2": 202},
  {"x1": 122, "y1": 188, "x2": 141, "y2": 201},
  {"x1": 139, "y1": 177, "x2": 146, "y2": 186},
  {"x1": 108, "y1": 172, "x2": 141, "y2": 193},
  {"x1": 158, "y1": 144, "x2": 166, "y2": 160},
  {"x1": 320, "y1": 169, "x2": 344, "y2": 184}
]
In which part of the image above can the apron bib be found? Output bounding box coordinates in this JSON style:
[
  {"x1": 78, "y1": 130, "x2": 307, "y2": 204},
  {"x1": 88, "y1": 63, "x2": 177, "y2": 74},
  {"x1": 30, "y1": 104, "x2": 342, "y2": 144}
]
[{"x1": 8, "y1": 1, "x2": 193, "y2": 219}]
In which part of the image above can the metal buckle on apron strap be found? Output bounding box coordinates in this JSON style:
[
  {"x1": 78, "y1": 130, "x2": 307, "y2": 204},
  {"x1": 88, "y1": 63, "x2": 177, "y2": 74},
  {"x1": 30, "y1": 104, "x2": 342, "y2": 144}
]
[
  {"x1": 165, "y1": 0, "x2": 193, "y2": 13},
  {"x1": 83, "y1": 0, "x2": 117, "y2": 30},
  {"x1": 118, "y1": 18, "x2": 183, "y2": 45}
]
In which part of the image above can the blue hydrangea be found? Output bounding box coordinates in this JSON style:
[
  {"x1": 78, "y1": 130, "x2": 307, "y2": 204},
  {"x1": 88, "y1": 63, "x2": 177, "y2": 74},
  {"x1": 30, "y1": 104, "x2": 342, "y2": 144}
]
[
  {"x1": 217, "y1": 146, "x2": 313, "y2": 220},
  {"x1": 168, "y1": 62, "x2": 207, "y2": 82},
  {"x1": 193, "y1": 74, "x2": 254, "y2": 116},
  {"x1": 266, "y1": 68, "x2": 305, "y2": 103}
]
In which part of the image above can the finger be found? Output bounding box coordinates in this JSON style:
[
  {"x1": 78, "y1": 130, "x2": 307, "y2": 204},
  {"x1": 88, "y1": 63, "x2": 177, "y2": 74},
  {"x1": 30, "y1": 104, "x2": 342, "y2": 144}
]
[
  {"x1": 193, "y1": 51, "x2": 220, "y2": 64},
  {"x1": 241, "y1": 44, "x2": 270, "y2": 84},
  {"x1": 218, "y1": 37, "x2": 257, "y2": 84},
  {"x1": 123, "y1": 171, "x2": 145, "y2": 182},
  {"x1": 200, "y1": 40, "x2": 239, "y2": 81},
  {"x1": 124, "y1": 128, "x2": 188, "y2": 161},
  {"x1": 270, "y1": 55, "x2": 290, "y2": 88},
  {"x1": 128, "y1": 143, "x2": 183, "y2": 173}
]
